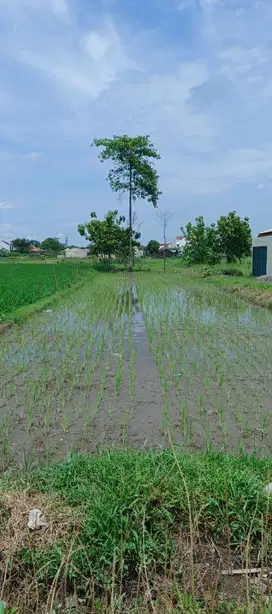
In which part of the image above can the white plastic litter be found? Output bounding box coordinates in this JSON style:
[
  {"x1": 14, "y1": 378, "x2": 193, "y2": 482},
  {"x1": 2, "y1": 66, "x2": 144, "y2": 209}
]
[
  {"x1": 264, "y1": 482, "x2": 272, "y2": 494},
  {"x1": 27, "y1": 508, "x2": 48, "y2": 530},
  {"x1": 44, "y1": 309, "x2": 53, "y2": 313}
]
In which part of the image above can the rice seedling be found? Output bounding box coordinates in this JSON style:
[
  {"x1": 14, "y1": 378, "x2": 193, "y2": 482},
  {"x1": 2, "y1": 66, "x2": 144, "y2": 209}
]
[
  {"x1": 135, "y1": 273, "x2": 272, "y2": 455},
  {"x1": 0, "y1": 262, "x2": 95, "y2": 320},
  {"x1": 129, "y1": 347, "x2": 136, "y2": 400},
  {"x1": 0, "y1": 267, "x2": 272, "y2": 465},
  {"x1": 115, "y1": 357, "x2": 122, "y2": 394}
]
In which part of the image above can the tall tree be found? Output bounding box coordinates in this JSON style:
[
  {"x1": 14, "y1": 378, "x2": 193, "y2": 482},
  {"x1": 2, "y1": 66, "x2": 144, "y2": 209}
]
[
  {"x1": 146, "y1": 239, "x2": 160, "y2": 256},
  {"x1": 92, "y1": 135, "x2": 161, "y2": 272},
  {"x1": 217, "y1": 211, "x2": 252, "y2": 262},
  {"x1": 11, "y1": 238, "x2": 31, "y2": 254},
  {"x1": 41, "y1": 238, "x2": 64, "y2": 254}
]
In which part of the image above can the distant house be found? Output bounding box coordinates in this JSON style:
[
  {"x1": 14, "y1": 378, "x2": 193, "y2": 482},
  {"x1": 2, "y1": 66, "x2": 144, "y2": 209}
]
[
  {"x1": 157, "y1": 243, "x2": 178, "y2": 258},
  {"x1": 29, "y1": 245, "x2": 42, "y2": 256},
  {"x1": 155, "y1": 236, "x2": 186, "y2": 258},
  {"x1": 176, "y1": 236, "x2": 186, "y2": 251},
  {"x1": 64, "y1": 248, "x2": 89, "y2": 259}
]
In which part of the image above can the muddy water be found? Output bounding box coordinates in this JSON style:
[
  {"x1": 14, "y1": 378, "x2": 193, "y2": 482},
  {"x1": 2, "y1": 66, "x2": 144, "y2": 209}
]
[
  {"x1": 125, "y1": 284, "x2": 166, "y2": 448},
  {"x1": 0, "y1": 276, "x2": 167, "y2": 467},
  {"x1": 137, "y1": 277, "x2": 272, "y2": 454},
  {"x1": 1, "y1": 273, "x2": 272, "y2": 468}
]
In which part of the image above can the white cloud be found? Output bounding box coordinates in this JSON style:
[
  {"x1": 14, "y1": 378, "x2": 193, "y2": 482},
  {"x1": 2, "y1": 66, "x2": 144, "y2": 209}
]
[
  {"x1": 219, "y1": 45, "x2": 268, "y2": 80},
  {"x1": 0, "y1": 151, "x2": 42, "y2": 162},
  {"x1": 51, "y1": 0, "x2": 70, "y2": 18},
  {"x1": 0, "y1": 0, "x2": 69, "y2": 13},
  {"x1": 246, "y1": 75, "x2": 263, "y2": 84},
  {"x1": 1, "y1": 0, "x2": 272, "y2": 240},
  {"x1": 83, "y1": 31, "x2": 110, "y2": 62},
  {"x1": 25, "y1": 152, "x2": 42, "y2": 160},
  {"x1": 160, "y1": 143, "x2": 272, "y2": 196},
  {"x1": 263, "y1": 81, "x2": 272, "y2": 97},
  {"x1": 177, "y1": 0, "x2": 195, "y2": 9},
  {"x1": 0, "y1": 201, "x2": 14, "y2": 209},
  {"x1": 0, "y1": 153, "x2": 17, "y2": 162},
  {"x1": 9, "y1": 17, "x2": 132, "y2": 104}
]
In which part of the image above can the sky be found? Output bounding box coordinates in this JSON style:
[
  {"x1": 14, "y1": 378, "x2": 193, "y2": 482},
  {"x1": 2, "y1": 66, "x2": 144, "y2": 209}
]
[{"x1": 1, "y1": 0, "x2": 272, "y2": 246}]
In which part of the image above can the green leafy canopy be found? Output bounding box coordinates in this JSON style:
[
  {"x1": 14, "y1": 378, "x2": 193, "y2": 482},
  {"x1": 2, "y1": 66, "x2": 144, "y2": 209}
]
[
  {"x1": 92, "y1": 135, "x2": 161, "y2": 207},
  {"x1": 40, "y1": 238, "x2": 64, "y2": 254},
  {"x1": 78, "y1": 210, "x2": 140, "y2": 266},
  {"x1": 146, "y1": 239, "x2": 160, "y2": 255},
  {"x1": 182, "y1": 212, "x2": 252, "y2": 265}
]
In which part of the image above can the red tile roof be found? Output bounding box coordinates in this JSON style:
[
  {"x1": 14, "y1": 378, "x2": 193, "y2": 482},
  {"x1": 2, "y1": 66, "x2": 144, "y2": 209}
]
[{"x1": 30, "y1": 246, "x2": 42, "y2": 252}]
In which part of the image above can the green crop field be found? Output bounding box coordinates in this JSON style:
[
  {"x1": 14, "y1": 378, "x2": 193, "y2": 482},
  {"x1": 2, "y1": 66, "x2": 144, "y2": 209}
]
[{"x1": 0, "y1": 262, "x2": 94, "y2": 320}]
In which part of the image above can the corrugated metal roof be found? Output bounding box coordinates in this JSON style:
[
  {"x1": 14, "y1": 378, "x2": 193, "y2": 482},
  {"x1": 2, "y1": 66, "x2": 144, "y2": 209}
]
[{"x1": 258, "y1": 229, "x2": 272, "y2": 237}]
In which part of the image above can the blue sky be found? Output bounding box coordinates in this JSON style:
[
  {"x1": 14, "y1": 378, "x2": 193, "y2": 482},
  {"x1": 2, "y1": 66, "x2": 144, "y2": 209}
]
[{"x1": 1, "y1": 0, "x2": 272, "y2": 245}]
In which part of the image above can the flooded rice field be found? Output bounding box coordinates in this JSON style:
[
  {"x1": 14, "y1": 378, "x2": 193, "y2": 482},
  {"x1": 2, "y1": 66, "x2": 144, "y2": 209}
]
[{"x1": 1, "y1": 272, "x2": 272, "y2": 468}]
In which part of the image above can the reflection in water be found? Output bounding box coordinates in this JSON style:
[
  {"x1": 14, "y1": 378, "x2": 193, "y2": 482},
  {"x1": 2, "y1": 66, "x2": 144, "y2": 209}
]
[
  {"x1": 141, "y1": 286, "x2": 270, "y2": 333},
  {"x1": 2, "y1": 279, "x2": 272, "y2": 370},
  {"x1": 1, "y1": 283, "x2": 145, "y2": 369},
  {"x1": 119, "y1": 284, "x2": 146, "y2": 335}
]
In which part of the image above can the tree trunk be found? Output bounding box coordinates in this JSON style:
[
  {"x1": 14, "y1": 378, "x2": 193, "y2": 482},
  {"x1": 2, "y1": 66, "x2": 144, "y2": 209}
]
[
  {"x1": 128, "y1": 162, "x2": 133, "y2": 273},
  {"x1": 163, "y1": 223, "x2": 166, "y2": 273}
]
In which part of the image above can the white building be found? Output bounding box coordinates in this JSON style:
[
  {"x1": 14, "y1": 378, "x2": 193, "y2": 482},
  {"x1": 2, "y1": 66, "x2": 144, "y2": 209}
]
[
  {"x1": 252, "y1": 229, "x2": 272, "y2": 276},
  {"x1": 175, "y1": 235, "x2": 186, "y2": 250},
  {"x1": 64, "y1": 248, "x2": 89, "y2": 259}
]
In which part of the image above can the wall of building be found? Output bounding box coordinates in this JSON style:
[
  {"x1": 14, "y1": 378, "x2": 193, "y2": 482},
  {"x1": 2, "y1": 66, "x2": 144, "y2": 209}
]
[
  {"x1": 252, "y1": 236, "x2": 272, "y2": 276},
  {"x1": 65, "y1": 248, "x2": 88, "y2": 259}
]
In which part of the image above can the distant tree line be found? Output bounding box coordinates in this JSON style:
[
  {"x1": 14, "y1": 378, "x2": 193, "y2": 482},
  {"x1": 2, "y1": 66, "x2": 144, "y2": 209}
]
[
  {"x1": 1, "y1": 237, "x2": 66, "y2": 256},
  {"x1": 76, "y1": 209, "x2": 252, "y2": 269}
]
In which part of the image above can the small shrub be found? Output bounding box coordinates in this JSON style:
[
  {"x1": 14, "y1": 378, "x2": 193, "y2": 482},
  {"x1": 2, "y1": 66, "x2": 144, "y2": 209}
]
[
  {"x1": 221, "y1": 268, "x2": 243, "y2": 277},
  {"x1": 200, "y1": 266, "x2": 213, "y2": 278}
]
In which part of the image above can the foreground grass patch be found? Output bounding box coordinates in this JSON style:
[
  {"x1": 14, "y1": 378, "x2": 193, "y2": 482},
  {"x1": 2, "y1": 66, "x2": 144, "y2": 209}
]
[{"x1": 1, "y1": 450, "x2": 272, "y2": 612}]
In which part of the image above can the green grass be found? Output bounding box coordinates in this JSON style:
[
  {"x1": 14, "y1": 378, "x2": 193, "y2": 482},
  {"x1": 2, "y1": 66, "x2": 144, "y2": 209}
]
[
  {"x1": 141, "y1": 257, "x2": 252, "y2": 275},
  {"x1": 139, "y1": 258, "x2": 272, "y2": 308},
  {"x1": 1, "y1": 450, "x2": 272, "y2": 612},
  {"x1": 0, "y1": 262, "x2": 95, "y2": 321}
]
